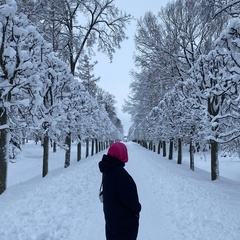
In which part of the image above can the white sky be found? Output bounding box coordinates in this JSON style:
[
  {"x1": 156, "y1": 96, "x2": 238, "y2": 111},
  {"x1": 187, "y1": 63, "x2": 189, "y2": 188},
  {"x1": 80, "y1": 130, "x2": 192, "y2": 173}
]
[{"x1": 94, "y1": 0, "x2": 169, "y2": 135}]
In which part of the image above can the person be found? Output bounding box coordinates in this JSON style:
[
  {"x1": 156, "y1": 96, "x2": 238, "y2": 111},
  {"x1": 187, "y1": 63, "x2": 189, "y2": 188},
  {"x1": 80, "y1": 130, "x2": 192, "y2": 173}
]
[{"x1": 99, "y1": 142, "x2": 141, "y2": 240}]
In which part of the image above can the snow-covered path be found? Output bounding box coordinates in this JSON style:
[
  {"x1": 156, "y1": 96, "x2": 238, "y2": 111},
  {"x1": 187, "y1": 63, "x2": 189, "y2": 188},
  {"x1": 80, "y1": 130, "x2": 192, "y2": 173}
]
[
  {"x1": 127, "y1": 143, "x2": 240, "y2": 240},
  {"x1": 0, "y1": 142, "x2": 240, "y2": 240}
]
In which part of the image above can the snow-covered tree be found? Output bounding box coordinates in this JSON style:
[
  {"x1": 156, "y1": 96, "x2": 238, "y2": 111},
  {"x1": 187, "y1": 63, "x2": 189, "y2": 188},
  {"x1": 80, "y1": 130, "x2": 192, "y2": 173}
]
[
  {"x1": 96, "y1": 87, "x2": 124, "y2": 134},
  {"x1": 126, "y1": 0, "x2": 240, "y2": 181},
  {"x1": 0, "y1": 0, "x2": 50, "y2": 193},
  {"x1": 77, "y1": 55, "x2": 100, "y2": 98},
  {"x1": 192, "y1": 17, "x2": 240, "y2": 180},
  {"x1": 0, "y1": 1, "x2": 125, "y2": 194},
  {"x1": 125, "y1": 0, "x2": 232, "y2": 135}
]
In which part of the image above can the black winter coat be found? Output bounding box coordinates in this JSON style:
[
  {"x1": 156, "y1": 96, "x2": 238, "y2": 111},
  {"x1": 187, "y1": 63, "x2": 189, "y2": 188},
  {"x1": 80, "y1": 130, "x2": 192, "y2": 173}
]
[{"x1": 99, "y1": 154, "x2": 141, "y2": 239}]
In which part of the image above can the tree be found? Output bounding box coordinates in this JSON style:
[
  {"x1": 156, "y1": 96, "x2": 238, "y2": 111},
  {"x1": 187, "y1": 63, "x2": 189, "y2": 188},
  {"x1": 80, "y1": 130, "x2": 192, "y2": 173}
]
[
  {"x1": 77, "y1": 54, "x2": 100, "y2": 97},
  {"x1": 0, "y1": 0, "x2": 48, "y2": 193},
  {"x1": 96, "y1": 87, "x2": 123, "y2": 134},
  {"x1": 125, "y1": 0, "x2": 231, "y2": 131},
  {"x1": 193, "y1": 17, "x2": 240, "y2": 180},
  {"x1": 16, "y1": 0, "x2": 129, "y2": 165},
  {"x1": 16, "y1": 0, "x2": 132, "y2": 74},
  {"x1": 126, "y1": 0, "x2": 240, "y2": 181}
]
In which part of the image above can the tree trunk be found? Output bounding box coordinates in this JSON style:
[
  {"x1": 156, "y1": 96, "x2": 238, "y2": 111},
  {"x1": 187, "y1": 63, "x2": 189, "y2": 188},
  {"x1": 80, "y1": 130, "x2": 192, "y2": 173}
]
[
  {"x1": 177, "y1": 138, "x2": 182, "y2": 164},
  {"x1": 95, "y1": 139, "x2": 99, "y2": 154},
  {"x1": 211, "y1": 140, "x2": 219, "y2": 181},
  {"x1": 64, "y1": 132, "x2": 71, "y2": 168},
  {"x1": 91, "y1": 139, "x2": 94, "y2": 156},
  {"x1": 42, "y1": 133, "x2": 49, "y2": 177},
  {"x1": 85, "y1": 139, "x2": 89, "y2": 158},
  {"x1": 77, "y1": 142, "x2": 81, "y2": 162},
  {"x1": 208, "y1": 96, "x2": 219, "y2": 180},
  {"x1": 22, "y1": 128, "x2": 26, "y2": 145},
  {"x1": 53, "y1": 141, "x2": 56, "y2": 153},
  {"x1": 190, "y1": 139, "x2": 194, "y2": 171},
  {"x1": 98, "y1": 141, "x2": 101, "y2": 152},
  {"x1": 157, "y1": 141, "x2": 161, "y2": 154},
  {"x1": 0, "y1": 107, "x2": 8, "y2": 195},
  {"x1": 163, "y1": 141, "x2": 166, "y2": 157},
  {"x1": 144, "y1": 140, "x2": 148, "y2": 149},
  {"x1": 168, "y1": 139, "x2": 173, "y2": 160}
]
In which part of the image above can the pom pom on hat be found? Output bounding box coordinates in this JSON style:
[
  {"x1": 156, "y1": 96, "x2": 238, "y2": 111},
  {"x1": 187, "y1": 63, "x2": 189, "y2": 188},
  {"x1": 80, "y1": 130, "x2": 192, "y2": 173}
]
[{"x1": 107, "y1": 142, "x2": 128, "y2": 163}]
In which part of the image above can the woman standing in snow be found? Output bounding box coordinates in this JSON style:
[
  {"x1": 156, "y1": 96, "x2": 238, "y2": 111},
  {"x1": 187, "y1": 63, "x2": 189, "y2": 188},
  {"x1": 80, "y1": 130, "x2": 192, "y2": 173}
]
[{"x1": 99, "y1": 142, "x2": 141, "y2": 240}]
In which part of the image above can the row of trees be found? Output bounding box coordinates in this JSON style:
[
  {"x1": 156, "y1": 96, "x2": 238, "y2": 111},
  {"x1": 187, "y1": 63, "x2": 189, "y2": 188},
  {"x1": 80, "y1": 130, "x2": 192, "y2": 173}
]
[
  {"x1": 15, "y1": 0, "x2": 130, "y2": 134},
  {"x1": 0, "y1": 0, "x2": 131, "y2": 194},
  {"x1": 124, "y1": 0, "x2": 240, "y2": 180}
]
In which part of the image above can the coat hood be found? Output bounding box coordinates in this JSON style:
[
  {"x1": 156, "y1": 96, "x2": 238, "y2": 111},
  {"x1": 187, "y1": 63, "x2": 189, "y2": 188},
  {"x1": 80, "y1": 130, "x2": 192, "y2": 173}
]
[{"x1": 99, "y1": 154, "x2": 125, "y2": 174}]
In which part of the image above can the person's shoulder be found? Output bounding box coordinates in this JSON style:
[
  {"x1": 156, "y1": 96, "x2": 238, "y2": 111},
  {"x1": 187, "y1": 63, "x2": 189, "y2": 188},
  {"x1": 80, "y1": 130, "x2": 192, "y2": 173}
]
[
  {"x1": 114, "y1": 165, "x2": 125, "y2": 175},
  {"x1": 116, "y1": 166, "x2": 133, "y2": 179}
]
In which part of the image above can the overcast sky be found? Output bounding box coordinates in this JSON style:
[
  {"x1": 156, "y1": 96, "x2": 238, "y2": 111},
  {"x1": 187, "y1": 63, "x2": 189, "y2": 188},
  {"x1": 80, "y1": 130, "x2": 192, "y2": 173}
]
[{"x1": 94, "y1": 0, "x2": 169, "y2": 135}]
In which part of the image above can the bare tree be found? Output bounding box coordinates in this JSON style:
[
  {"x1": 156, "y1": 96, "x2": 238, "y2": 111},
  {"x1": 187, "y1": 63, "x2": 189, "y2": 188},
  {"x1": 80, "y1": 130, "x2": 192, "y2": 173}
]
[{"x1": 17, "y1": 0, "x2": 132, "y2": 74}]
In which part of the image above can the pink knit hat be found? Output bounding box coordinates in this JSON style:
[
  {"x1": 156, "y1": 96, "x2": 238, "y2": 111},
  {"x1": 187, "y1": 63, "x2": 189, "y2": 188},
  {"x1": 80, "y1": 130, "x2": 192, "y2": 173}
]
[{"x1": 107, "y1": 142, "x2": 128, "y2": 163}]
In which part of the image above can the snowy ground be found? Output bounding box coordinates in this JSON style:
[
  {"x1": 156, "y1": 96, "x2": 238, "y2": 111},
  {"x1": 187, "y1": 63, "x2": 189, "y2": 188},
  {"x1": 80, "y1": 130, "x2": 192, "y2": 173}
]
[{"x1": 0, "y1": 141, "x2": 240, "y2": 240}]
